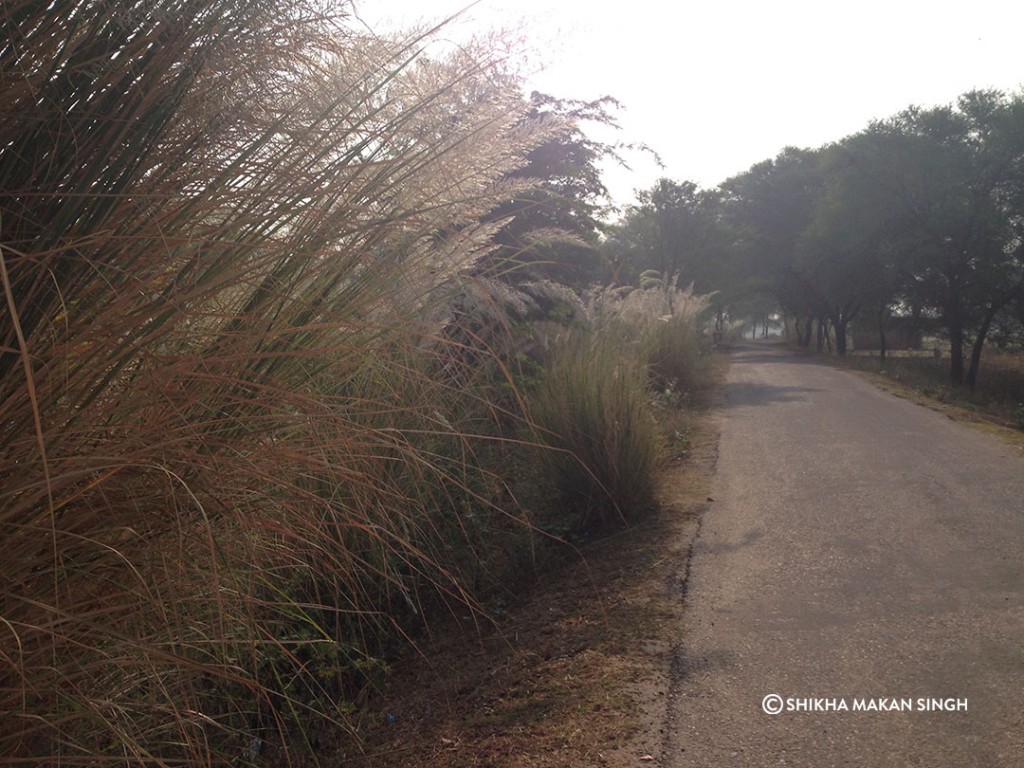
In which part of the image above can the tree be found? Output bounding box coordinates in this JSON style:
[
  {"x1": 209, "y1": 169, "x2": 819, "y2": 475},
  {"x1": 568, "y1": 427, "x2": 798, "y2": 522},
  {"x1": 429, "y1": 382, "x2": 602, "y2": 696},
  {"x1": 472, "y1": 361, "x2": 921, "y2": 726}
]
[
  {"x1": 602, "y1": 178, "x2": 736, "y2": 324},
  {"x1": 712, "y1": 91, "x2": 1024, "y2": 376},
  {"x1": 478, "y1": 92, "x2": 621, "y2": 286},
  {"x1": 719, "y1": 147, "x2": 827, "y2": 346},
  {"x1": 792, "y1": 141, "x2": 903, "y2": 357},
  {"x1": 855, "y1": 91, "x2": 1024, "y2": 387}
]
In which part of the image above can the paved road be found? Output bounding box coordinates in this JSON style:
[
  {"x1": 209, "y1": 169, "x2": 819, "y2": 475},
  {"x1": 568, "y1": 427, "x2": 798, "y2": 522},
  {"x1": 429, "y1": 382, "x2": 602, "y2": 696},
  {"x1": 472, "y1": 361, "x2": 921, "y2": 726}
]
[{"x1": 665, "y1": 343, "x2": 1024, "y2": 767}]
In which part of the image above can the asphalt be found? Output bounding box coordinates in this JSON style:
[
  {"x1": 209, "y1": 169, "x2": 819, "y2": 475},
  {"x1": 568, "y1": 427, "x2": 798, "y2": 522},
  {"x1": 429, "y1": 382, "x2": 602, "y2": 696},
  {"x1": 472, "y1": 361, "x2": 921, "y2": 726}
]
[{"x1": 664, "y1": 343, "x2": 1024, "y2": 767}]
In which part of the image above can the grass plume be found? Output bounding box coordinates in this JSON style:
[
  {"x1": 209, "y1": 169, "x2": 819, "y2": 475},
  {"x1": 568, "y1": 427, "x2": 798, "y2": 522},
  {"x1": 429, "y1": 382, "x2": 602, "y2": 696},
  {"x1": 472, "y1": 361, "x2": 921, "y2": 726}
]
[{"x1": 0, "y1": 2, "x2": 567, "y2": 761}]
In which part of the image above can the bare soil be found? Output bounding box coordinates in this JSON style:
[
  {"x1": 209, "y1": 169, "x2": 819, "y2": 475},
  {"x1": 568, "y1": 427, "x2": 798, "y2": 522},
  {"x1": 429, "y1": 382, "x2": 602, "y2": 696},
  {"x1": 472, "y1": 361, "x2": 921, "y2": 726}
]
[{"x1": 321, "y1": 360, "x2": 726, "y2": 767}]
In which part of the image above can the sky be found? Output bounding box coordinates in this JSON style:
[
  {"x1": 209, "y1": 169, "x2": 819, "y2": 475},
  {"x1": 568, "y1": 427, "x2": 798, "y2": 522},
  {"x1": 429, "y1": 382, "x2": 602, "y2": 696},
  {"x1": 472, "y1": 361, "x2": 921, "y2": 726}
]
[{"x1": 353, "y1": 0, "x2": 1024, "y2": 210}]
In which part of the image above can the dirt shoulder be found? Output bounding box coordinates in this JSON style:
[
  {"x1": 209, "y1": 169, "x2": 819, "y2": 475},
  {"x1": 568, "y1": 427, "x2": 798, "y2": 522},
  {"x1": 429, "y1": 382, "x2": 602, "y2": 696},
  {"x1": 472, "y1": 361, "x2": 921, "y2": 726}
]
[{"x1": 323, "y1": 358, "x2": 726, "y2": 768}]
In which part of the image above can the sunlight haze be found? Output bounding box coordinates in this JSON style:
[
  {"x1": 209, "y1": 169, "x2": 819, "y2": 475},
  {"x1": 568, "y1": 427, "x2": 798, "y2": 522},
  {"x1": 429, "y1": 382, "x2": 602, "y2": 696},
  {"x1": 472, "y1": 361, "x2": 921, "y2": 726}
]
[{"x1": 356, "y1": 0, "x2": 1024, "y2": 209}]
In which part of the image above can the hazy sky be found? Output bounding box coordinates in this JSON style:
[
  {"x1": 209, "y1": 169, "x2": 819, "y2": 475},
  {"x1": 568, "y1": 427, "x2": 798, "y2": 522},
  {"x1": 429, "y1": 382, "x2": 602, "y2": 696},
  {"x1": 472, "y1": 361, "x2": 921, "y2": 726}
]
[{"x1": 355, "y1": 0, "x2": 1024, "y2": 209}]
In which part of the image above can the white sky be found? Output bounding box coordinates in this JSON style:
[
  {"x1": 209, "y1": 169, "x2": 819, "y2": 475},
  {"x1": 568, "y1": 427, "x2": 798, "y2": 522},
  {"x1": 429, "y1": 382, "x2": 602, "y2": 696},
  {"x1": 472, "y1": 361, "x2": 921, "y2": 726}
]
[{"x1": 354, "y1": 0, "x2": 1024, "y2": 209}]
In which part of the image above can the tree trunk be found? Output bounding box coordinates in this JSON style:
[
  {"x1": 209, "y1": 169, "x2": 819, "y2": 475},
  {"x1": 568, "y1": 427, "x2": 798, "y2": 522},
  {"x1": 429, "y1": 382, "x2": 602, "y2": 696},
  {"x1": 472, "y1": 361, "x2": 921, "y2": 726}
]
[
  {"x1": 965, "y1": 304, "x2": 999, "y2": 392},
  {"x1": 817, "y1": 319, "x2": 831, "y2": 353},
  {"x1": 877, "y1": 305, "x2": 887, "y2": 364},
  {"x1": 948, "y1": 324, "x2": 964, "y2": 385},
  {"x1": 797, "y1": 314, "x2": 813, "y2": 347},
  {"x1": 834, "y1": 320, "x2": 848, "y2": 357}
]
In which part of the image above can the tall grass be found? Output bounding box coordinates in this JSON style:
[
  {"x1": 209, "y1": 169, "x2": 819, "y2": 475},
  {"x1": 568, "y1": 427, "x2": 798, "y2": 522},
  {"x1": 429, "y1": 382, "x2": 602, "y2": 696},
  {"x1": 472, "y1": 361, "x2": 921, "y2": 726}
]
[
  {"x1": 528, "y1": 277, "x2": 710, "y2": 531},
  {"x1": 530, "y1": 330, "x2": 661, "y2": 530},
  {"x1": 0, "y1": 1, "x2": 566, "y2": 762},
  {"x1": 624, "y1": 272, "x2": 713, "y2": 399}
]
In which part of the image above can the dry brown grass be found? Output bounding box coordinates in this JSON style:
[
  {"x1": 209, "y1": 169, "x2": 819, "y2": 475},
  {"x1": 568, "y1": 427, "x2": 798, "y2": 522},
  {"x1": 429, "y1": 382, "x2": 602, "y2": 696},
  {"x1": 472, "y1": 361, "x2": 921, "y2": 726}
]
[
  {"x1": 0, "y1": 2, "x2": 719, "y2": 763},
  {"x1": 843, "y1": 348, "x2": 1024, "y2": 428},
  {"x1": 324, "y1": 355, "x2": 727, "y2": 768},
  {"x1": 0, "y1": 2, "x2": 572, "y2": 761}
]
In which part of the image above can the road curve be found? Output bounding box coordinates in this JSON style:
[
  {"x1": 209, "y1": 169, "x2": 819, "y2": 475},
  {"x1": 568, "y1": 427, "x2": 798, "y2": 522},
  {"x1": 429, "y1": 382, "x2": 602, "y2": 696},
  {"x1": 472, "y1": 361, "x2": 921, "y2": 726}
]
[{"x1": 665, "y1": 343, "x2": 1024, "y2": 767}]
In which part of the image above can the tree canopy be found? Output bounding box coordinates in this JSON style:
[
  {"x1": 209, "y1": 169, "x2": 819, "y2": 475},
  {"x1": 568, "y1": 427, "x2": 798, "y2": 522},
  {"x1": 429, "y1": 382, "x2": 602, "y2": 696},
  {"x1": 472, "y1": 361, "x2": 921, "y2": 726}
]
[{"x1": 607, "y1": 88, "x2": 1024, "y2": 388}]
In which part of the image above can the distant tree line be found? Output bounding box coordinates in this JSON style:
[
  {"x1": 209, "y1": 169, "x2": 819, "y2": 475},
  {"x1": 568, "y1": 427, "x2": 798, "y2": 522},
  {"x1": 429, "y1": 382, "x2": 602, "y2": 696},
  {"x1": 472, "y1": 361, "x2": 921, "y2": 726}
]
[{"x1": 601, "y1": 89, "x2": 1024, "y2": 390}]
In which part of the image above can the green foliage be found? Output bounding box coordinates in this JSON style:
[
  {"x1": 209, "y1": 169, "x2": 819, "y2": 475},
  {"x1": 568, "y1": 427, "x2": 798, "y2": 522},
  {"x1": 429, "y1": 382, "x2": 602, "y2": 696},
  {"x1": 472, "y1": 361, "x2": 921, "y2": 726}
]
[
  {"x1": 713, "y1": 91, "x2": 1024, "y2": 377},
  {"x1": 851, "y1": 92, "x2": 1024, "y2": 385},
  {"x1": 719, "y1": 147, "x2": 827, "y2": 338},
  {"x1": 479, "y1": 93, "x2": 623, "y2": 287},
  {"x1": 604, "y1": 180, "x2": 735, "y2": 298}
]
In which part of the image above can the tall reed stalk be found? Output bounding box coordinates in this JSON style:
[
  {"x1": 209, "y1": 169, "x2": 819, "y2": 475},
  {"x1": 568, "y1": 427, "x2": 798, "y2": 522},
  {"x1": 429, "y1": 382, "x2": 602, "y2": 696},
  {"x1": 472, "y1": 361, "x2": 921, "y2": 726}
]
[{"x1": 0, "y1": 1, "x2": 564, "y2": 762}]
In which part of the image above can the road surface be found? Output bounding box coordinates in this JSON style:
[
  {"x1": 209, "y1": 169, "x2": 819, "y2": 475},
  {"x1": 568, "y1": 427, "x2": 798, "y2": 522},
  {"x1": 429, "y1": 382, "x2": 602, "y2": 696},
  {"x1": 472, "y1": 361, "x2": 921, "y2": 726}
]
[{"x1": 665, "y1": 343, "x2": 1024, "y2": 767}]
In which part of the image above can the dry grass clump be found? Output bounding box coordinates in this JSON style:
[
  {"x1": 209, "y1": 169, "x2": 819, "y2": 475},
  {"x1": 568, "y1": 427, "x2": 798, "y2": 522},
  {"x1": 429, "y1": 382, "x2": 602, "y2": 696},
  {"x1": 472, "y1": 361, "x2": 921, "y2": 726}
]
[
  {"x1": 585, "y1": 272, "x2": 713, "y2": 397},
  {"x1": 0, "y1": 0, "x2": 719, "y2": 761},
  {"x1": 527, "y1": 275, "x2": 711, "y2": 531},
  {"x1": 0, "y1": 1, "x2": 572, "y2": 762},
  {"x1": 624, "y1": 272, "x2": 713, "y2": 398},
  {"x1": 530, "y1": 331, "x2": 661, "y2": 531}
]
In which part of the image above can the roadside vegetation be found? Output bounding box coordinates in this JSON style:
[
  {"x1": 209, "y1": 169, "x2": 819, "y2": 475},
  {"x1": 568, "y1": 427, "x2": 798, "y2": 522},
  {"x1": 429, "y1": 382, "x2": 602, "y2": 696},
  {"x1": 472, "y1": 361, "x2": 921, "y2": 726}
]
[
  {"x1": 530, "y1": 279, "x2": 710, "y2": 531},
  {"x1": 331, "y1": 364, "x2": 725, "y2": 768},
  {"x1": 0, "y1": 1, "x2": 713, "y2": 764}
]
